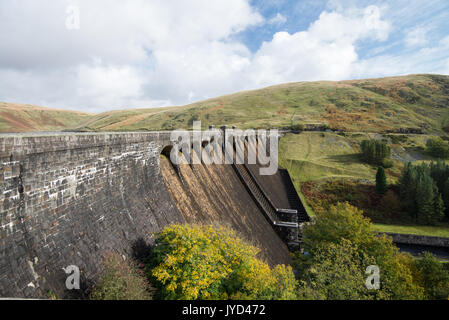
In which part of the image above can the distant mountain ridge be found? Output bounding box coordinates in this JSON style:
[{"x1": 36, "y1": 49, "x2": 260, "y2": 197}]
[
  {"x1": 2, "y1": 74, "x2": 449, "y2": 133},
  {"x1": 73, "y1": 74, "x2": 449, "y2": 134},
  {"x1": 0, "y1": 102, "x2": 92, "y2": 133}
]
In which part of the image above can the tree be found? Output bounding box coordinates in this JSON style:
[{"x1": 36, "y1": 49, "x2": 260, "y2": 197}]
[
  {"x1": 297, "y1": 239, "x2": 375, "y2": 300},
  {"x1": 360, "y1": 139, "x2": 391, "y2": 165},
  {"x1": 147, "y1": 224, "x2": 296, "y2": 300},
  {"x1": 426, "y1": 137, "x2": 449, "y2": 158},
  {"x1": 398, "y1": 162, "x2": 445, "y2": 224},
  {"x1": 398, "y1": 162, "x2": 417, "y2": 216},
  {"x1": 376, "y1": 167, "x2": 387, "y2": 194},
  {"x1": 415, "y1": 252, "x2": 449, "y2": 299},
  {"x1": 296, "y1": 202, "x2": 425, "y2": 300},
  {"x1": 416, "y1": 174, "x2": 437, "y2": 224},
  {"x1": 443, "y1": 178, "x2": 449, "y2": 219}
]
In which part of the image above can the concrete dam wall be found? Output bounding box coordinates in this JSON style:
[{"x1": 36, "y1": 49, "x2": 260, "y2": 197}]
[
  {"x1": 0, "y1": 132, "x2": 185, "y2": 298},
  {"x1": 0, "y1": 132, "x2": 297, "y2": 298}
]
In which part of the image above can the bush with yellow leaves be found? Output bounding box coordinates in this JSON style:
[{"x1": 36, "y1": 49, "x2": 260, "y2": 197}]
[{"x1": 146, "y1": 224, "x2": 296, "y2": 300}]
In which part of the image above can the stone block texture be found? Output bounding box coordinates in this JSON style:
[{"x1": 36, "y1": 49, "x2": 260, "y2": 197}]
[{"x1": 0, "y1": 133, "x2": 183, "y2": 298}]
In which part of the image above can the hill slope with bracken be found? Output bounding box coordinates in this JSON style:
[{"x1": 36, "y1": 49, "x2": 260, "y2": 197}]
[
  {"x1": 73, "y1": 74, "x2": 449, "y2": 133},
  {"x1": 0, "y1": 102, "x2": 93, "y2": 133}
]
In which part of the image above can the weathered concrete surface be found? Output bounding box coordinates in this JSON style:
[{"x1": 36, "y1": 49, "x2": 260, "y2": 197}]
[
  {"x1": 0, "y1": 133, "x2": 184, "y2": 298},
  {"x1": 0, "y1": 132, "x2": 292, "y2": 298}
]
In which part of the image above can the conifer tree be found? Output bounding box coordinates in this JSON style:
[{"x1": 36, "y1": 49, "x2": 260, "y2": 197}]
[
  {"x1": 432, "y1": 186, "x2": 445, "y2": 224},
  {"x1": 376, "y1": 166, "x2": 387, "y2": 194},
  {"x1": 399, "y1": 161, "x2": 445, "y2": 224},
  {"x1": 416, "y1": 175, "x2": 435, "y2": 224},
  {"x1": 443, "y1": 178, "x2": 449, "y2": 219}
]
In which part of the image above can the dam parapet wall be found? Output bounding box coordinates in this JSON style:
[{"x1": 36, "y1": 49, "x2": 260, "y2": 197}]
[{"x1": 381, "y1": 232, "x2": 449, "y2": 248}]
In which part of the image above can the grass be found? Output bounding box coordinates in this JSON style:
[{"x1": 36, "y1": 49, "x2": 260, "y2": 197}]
[
  {"x1": 278, "y1": 131, "x2": 417, "y2": 183},
  {"x1": 279, "y1": 132, "x2": 373, "y2": 182},
  {"x1": 373, "y1": 223, "x2": 449, "y2": 238},
  {"x1": 0, "y1": 102, "x2": 92, "y2": 132},
  {"x1": 3, "y1": 74, "x2": 449, "y2": 134},
  {"x1": 72, "y1": 74, "x2": 449, "y2": 134},
  {"x1": 279, "y1": 131, "x2": 449, "y2": 238}
]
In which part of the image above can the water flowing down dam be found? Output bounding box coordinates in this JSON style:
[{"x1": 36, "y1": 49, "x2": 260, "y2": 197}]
[{"x1": 0, "y1": 131, "x2": 309, "y2": 298}]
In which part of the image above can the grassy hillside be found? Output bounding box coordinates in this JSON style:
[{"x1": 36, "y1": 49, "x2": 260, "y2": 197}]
[
  {"x1": 278, "y1": 131, "x2": 432, "y2": 183},
  {"x1": 278, "y1": 131, "x2": 449, "y2": 237},
  {"x1": 74, "y1": 74, "x2": 449, "y2": 133},
  {"x1": 0, "y1": 102, "x2": 92, "y2": 133}
]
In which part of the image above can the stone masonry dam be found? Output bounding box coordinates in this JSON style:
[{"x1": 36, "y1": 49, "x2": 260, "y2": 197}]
[{"x1": 0, "y1": 131, "x2": 309, "y2": 298}]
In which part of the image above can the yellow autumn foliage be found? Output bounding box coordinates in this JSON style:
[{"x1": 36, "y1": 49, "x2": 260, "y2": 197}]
[{"x1": 150, "y1": 224, "x2": 296, "y2": 300}]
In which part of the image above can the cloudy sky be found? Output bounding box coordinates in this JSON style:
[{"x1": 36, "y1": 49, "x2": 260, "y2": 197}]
[{"x1": 0, "y1": 0, "x2": 448, "y2": 113}]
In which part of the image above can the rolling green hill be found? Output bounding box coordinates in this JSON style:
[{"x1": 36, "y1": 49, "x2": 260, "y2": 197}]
[
  {"x1": 0, "y1": 102, "x2": 92, "y2": 133},
  {"x1": 74, "y1": 74, "x2": 449, "y2": 133}
]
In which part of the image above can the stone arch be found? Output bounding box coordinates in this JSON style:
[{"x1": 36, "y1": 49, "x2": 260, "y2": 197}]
[{"x1": 161, "y1": 145, "x2": 173, "y2": 158}]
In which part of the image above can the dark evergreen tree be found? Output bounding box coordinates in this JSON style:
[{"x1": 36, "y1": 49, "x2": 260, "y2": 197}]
[
  {"x1": 398, "y1": 161, "x2": 445, "y2": 224},
  {"x1": 429, "y1": 159, "x2": 449, "y2": 192},
  {"x1": 416, "y1": 175, "x2": 435, "y2": 224},
  {"x1": 399, "y1": 162, "x2": 418, "y2": 219},
  {"x1": 432, "y1": 187, "x2": 445, "y2": 224},
  {"x1": 443, "y1": 178, "x2": 449, "y2": 219},
  {"x1": 376, "y1": 166, "x2": 387, "y2": 194}
]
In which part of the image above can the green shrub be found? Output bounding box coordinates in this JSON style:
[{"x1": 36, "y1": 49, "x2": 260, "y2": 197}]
[
  {"x1": 415, "y1": 252, "x2": 449, "y2": 299},
  {"x1": 426, "y1": 137, "x2": 449, "y2": 158},
  {"x1": 187, "y1": 114, "x2": 200, "y2": 126},
  {"x1": 291, "y1": 123, "x2": 304, "y2": 131},
  {"x1": 381, "y1": 158, "x2": 394, "y2": 168},
  {"x1": 387, "y1": 134, "x2": 408, "y2": 144},
  {"x1": 297, "y1": 239, "x2": 374, "y2": 300},
  {"x1": 90, "y1": 252, "x2": 153, "y2": 300},
  {"x1": 296, "y1": 202, "x2": 425, "y2": 300}
]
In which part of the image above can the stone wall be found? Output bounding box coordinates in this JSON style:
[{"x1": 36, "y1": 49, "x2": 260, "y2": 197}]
[
  {"x1": 381, "y1": 232, "x2": 449, "y2": 248},
  {"x1": 0, "y1": 133, "x2": 184, "y2": 298}
]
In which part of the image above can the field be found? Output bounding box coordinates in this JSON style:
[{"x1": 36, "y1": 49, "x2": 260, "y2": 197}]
[
  {"x1": 278, "y1": 131, "x2": 433, "y2": 182},
  {"x1": 278, "y1": 131, "x2": 449, "y2": 237},
  {"x1": 373, "y1": 223, "x2": 449, "y2": 238},
  {"x1": 2, "y1": 74, "x2": 449, "y2": 134},
  {"x1": 0, "y1": 102, "x2": 92, "y2": 132}
]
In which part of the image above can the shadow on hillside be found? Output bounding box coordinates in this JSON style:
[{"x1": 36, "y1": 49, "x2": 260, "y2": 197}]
[{"x1": 325, "y1": 153, "x2": 363, "y2": 164}]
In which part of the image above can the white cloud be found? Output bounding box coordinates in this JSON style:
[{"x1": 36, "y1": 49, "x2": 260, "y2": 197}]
[
  {"x1": 308, "y1": 6, "x2": 390, "y2": 42},
  {"x1": 0, "y1": 0, "x2": 263, "y2": 111},
  {"x1": 268, "y1": 13, "x2": 287, "y2": 25},
  {"x1": 352, "y1": 34, "x2": 449, "y2": 78},
  {"x1": 405, "y1": 27, "x2": 429, "y2": 47},
  {"x1": 247, "y1": 5, "x2": 390, "y2": 87},
  {"x1": 1, "y1": 1, "x2": 446, "y2": 114}
]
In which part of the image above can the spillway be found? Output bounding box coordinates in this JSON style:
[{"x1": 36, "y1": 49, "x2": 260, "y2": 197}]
[{"x1": 160, "y1": 154, "x2": 292, "y2": 266}]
